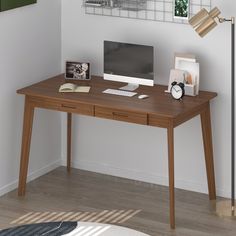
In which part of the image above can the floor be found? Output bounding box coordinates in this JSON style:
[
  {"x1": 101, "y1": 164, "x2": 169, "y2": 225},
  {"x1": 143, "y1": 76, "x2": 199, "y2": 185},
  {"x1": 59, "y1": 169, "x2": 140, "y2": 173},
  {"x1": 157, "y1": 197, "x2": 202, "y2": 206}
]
[{"x1": 0, "y1": 167, "x2": 235, "y2": 236}]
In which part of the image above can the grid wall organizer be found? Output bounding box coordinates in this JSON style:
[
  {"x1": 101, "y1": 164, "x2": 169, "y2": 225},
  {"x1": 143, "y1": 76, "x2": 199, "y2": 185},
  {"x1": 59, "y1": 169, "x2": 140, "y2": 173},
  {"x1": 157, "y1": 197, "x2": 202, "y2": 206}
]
[{"x1": 83, "y1": 0, "x2": 212, "y2": 24}]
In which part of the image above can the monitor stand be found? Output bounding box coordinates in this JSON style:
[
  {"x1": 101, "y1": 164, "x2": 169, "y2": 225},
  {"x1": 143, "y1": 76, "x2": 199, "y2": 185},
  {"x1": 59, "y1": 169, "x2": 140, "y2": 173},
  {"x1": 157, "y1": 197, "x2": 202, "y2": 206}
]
[{"x1": 119, "y1": 83, "x2": 139, "y2": 91}]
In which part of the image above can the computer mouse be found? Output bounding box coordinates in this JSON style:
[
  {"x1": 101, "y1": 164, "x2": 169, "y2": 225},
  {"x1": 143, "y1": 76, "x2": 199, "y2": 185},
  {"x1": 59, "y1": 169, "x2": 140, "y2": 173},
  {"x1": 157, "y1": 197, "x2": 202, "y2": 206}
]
[{"x1": 138, "y1": 94, "x2": 149, "y2": 99}]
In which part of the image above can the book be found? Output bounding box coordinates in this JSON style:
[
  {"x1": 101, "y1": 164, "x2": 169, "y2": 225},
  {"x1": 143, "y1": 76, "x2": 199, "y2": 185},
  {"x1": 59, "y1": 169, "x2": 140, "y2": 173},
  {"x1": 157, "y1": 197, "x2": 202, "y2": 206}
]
[
  {"x1": 174, "y1": 53, "x2": 199, "y2": 96},
  {"x1": 59, "y1": 83, "x2": 91, "y2": 93},
  {"x1": 175, "y1": 60, "x2": 199, "y2": 95}
]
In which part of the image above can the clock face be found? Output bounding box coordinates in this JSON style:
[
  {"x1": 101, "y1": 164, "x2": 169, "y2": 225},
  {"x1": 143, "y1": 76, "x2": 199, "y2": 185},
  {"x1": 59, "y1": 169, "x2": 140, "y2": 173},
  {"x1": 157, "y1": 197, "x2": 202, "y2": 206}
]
[{"x1": 171, "y1": 85, "x2": 183, "y2": 100}]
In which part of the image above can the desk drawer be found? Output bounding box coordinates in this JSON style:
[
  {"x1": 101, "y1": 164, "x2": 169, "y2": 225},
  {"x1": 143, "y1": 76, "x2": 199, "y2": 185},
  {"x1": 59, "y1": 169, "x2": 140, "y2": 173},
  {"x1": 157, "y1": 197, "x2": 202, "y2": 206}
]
[
  {"x1": 30, "y1": 97, "x2": 94, "y2": 116},
  {"x1": 60, "y1": 102, "x2": 94, "y2": 116},
  {"x1": 95, "y1": 106, "x2": 147, "y2": 125},
  {"x1": 59, "y1": 102, "x2": 94, "y2": 115}
]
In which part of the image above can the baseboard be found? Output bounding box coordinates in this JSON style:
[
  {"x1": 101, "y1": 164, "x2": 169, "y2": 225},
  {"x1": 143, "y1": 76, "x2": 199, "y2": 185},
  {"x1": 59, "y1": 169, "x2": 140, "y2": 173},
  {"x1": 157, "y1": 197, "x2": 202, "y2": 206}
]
[
  {"x1": 0, "y1": 160, "x2": 61, "y2": 197},
  {"x1": 61, "y1": 158, "x2": 231, "y2": 199}
]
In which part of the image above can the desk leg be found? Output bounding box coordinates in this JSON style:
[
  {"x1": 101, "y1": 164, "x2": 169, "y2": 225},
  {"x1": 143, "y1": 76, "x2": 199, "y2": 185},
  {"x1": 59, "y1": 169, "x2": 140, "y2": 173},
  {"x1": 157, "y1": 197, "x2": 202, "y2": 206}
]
[
  {"x1": 167, "y1": 125, "x2": 175, "y2": 229},
  {"x1": 18, "y1": 97, "x2": 34, "y2": 196},
  {"x1": 67, "y1": 113, "x2": 72, "y2": 172},
  {"x1": 200, "y1": 103, "x2": 216, "y2": 200}
]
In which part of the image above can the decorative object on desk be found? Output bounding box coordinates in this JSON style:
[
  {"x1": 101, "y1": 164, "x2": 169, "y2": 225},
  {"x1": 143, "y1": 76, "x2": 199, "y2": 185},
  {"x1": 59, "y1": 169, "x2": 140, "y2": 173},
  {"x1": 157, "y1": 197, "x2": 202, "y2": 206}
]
[
  {"x1": 65, "y1": 61, "x2": 90, "y2": 80},
  {"x1": 0, "y1": 0, "x2": 36, "y2": 12},
  {"x1": 189, "y1": 7, "x2": 235, "y2": 217},
  {"x1": 174, "y1": 53, "x2": 199, "y2": 95},
  {"x1": 174, "y1": 0, "x2": 189, "y2": 19},
  {"x1": 166, "y1": 69, "x2": 195, "y2": 96},
  {"x1": 59, "y1": 83, "x2": 91, "y2": 93},
  {"x1": 170, "y1": 81, "x2": 185, "y2": 100},
  {"x1": 167, "y1": 69, "x2": 187, "y2": 86}
]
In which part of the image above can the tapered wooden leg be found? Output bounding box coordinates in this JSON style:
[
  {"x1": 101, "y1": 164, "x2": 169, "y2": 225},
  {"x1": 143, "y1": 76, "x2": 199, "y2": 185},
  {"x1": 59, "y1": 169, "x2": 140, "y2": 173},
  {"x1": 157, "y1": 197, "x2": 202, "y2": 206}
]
[
  {"x1": 167, "y1": 125, "x2": 175, "y2": 229},
  {"x1": 18, "y1": 97, "x2": 35, "y2": 196},
  {"x1": 67, "y1": 113, "x2": 72, "y2": 172},
  {"x1": 200, "y1": 103, "x2": 216, "y2": 200}
]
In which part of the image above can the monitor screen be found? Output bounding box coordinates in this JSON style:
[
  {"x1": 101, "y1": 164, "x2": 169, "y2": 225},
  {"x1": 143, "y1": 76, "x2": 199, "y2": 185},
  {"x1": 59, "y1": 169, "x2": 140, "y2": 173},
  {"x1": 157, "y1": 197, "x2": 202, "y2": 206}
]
[{"x1": 104, "y1": 41, "x2": 154, "y2": 86}]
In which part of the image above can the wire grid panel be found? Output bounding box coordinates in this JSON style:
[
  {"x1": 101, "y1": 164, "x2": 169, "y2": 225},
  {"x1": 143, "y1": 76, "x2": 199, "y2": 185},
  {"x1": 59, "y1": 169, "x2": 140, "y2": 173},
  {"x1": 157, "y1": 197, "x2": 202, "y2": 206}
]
[{"x1": 83, "y1": 0, "x2": 212, "y2": 24}]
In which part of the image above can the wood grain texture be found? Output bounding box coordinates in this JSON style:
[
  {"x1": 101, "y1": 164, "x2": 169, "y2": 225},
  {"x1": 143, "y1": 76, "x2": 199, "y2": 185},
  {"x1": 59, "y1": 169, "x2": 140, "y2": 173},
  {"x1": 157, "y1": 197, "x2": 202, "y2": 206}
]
[
  {"x1": 16, "y1": 74, "x2": 218, "y2": 229},
  {"x1": 167, "y1": 124, "x2": 175, "y2": 229},
  {"x1": 17, "y1": 74, "x2": 217, "y2": 128},
  {"x1": 1, "y1": 167, "x2": 235, "y2": 236},
  {"x1": 95, "y1": 106, "x2": 147, "y2": 125},
  {"x1": 200, "y1": 102, "x2": 216, "y2": 200},
  {"x1": 18, "y1": 96, "x2": 35, "y2": 196},
  {"x1": 67, "y1": 113, "x2": 72, "y2": 172}
]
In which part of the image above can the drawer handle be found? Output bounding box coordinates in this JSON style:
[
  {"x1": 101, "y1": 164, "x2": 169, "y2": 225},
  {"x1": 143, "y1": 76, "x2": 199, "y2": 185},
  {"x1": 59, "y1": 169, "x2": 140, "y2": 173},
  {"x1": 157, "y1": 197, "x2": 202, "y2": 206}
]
[
  {"x1": 61, "y1": 104, "x2": 76, "y2": 109},
  {"x1": 112, "y1": 112, "x2": 129, "y2": 118}
]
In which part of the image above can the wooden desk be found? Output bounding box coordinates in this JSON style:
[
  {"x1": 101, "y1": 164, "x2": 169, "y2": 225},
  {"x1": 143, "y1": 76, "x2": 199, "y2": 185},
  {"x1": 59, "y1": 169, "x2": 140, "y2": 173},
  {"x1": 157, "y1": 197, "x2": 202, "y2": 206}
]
[{"x1": 17, "y1": 74, "x2": 217, "y2": 229}]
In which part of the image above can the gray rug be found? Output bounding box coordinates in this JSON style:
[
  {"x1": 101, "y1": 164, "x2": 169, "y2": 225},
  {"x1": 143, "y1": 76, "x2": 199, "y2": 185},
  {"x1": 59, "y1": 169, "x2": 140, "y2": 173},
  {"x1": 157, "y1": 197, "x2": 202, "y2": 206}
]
[{"x1": 0, "y1": 222, "x2": 77, "y2": 236}]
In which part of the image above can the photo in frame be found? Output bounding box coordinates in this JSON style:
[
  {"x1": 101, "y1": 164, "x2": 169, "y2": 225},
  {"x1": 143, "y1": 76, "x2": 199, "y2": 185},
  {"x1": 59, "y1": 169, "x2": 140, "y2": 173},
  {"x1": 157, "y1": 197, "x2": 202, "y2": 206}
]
[
  {"x1": 65, "y1": 61, "x2": 90, "y2": 80},
  {"x1": 174, "y1": 0, "x2": 189, "y2": 19}
]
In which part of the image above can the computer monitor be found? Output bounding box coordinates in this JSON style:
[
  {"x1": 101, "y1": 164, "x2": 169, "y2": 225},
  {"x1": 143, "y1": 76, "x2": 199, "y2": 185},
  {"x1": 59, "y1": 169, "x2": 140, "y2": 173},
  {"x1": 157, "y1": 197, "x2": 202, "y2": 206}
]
[{"x1": 104, "y1": 40, "x2": 154, "y2": 91}]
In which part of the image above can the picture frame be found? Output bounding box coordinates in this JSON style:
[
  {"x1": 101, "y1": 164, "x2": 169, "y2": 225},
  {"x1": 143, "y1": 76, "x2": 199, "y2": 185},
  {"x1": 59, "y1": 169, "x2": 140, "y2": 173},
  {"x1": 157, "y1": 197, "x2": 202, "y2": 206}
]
[
  {"x1": 65, "y1": 61, "x2": 90, "y2": 81},
  {"x1": 174, "y1": 53, "x2": 196, "y2": 68},
  {"x1": 173, "y1": 0, "x2": 190, "y2": 20}
]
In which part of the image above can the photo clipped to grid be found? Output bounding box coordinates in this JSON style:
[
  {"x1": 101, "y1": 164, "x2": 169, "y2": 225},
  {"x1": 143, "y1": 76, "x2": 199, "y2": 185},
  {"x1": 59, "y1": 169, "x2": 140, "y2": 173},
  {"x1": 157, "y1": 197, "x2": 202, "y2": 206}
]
[{"x1": 83, "y1": 0, "x2": 212, "y2": 24}]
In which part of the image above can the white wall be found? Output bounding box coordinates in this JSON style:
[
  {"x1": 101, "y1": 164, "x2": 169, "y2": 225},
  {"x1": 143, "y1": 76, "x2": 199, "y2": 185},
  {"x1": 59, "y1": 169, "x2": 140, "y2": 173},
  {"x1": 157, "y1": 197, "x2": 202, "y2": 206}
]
[
  {"x1": 0, "y1": 0, "x2": 62, "y2": 196},
  {"x1": 61, "y1": 0, "x2": 235, "y2": 198}
]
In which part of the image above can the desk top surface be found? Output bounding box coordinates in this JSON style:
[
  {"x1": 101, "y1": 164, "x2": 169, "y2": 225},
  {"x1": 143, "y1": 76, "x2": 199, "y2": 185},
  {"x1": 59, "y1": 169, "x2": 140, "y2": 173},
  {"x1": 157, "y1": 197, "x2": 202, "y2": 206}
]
[{"x1": 17, "y1": 74, "x2": 217, "y2": 119}]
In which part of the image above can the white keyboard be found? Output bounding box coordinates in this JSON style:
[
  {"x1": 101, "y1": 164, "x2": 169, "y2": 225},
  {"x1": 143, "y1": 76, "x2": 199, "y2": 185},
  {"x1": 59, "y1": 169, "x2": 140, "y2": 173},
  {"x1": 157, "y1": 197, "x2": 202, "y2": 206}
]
[{"x1": 103, "y1": 89, "x2": 137, "y2": 97}]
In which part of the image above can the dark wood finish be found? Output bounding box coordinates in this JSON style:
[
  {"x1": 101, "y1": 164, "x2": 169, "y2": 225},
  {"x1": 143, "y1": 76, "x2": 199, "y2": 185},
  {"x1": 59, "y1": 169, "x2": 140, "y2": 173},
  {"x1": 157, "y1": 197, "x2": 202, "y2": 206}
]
[
  {"x1": 67, "y1": 113, "x2": 72, "y2": 172},
  {"x1": 28, "y1": 96, "x2": 94, "y2": 116},
  {"x1": 16, "y1": 74, "x2": 217, "y2": 228},
  {"x1": 148, "y1": 114, "x2": 171, "y2": 128},
  {"x1": 18, "y1": 96, "x2": 35, "y2": 196},
  {"x1": 95, "y1": 106, "x2": 147, "y2": 125},
  {"x1": 17, "y1": 74, "x2": 217, "y2": 129},
  {"x1": 174, "y1": 102, "x2": 209, "y2": 127},
  {"x1": 167, "y1": 124, "x2": 175, "y2": 229},
  {"x1": 200, "y1": 102, "x2": 216, "y2": 200}
]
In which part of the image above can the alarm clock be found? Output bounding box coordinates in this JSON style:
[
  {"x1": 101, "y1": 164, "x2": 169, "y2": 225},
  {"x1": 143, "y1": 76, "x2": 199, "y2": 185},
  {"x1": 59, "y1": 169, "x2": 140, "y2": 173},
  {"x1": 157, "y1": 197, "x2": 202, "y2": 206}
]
[{"x1": 170, "y1": 81, "x2": 185, "y2": 100}]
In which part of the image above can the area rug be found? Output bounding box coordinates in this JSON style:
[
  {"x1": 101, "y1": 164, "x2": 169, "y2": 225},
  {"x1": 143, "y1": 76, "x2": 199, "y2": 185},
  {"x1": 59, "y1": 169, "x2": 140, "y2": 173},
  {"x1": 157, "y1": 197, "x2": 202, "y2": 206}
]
[
  {"x1": 10, "y1": 209, "x2": 141, "y2": 225},
  {"x1": 0, "y1": 222, "x2": 77, "y2": 236},
  {"x1": 0, "y1": 222, "x2": 151, "y2": 236}
]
